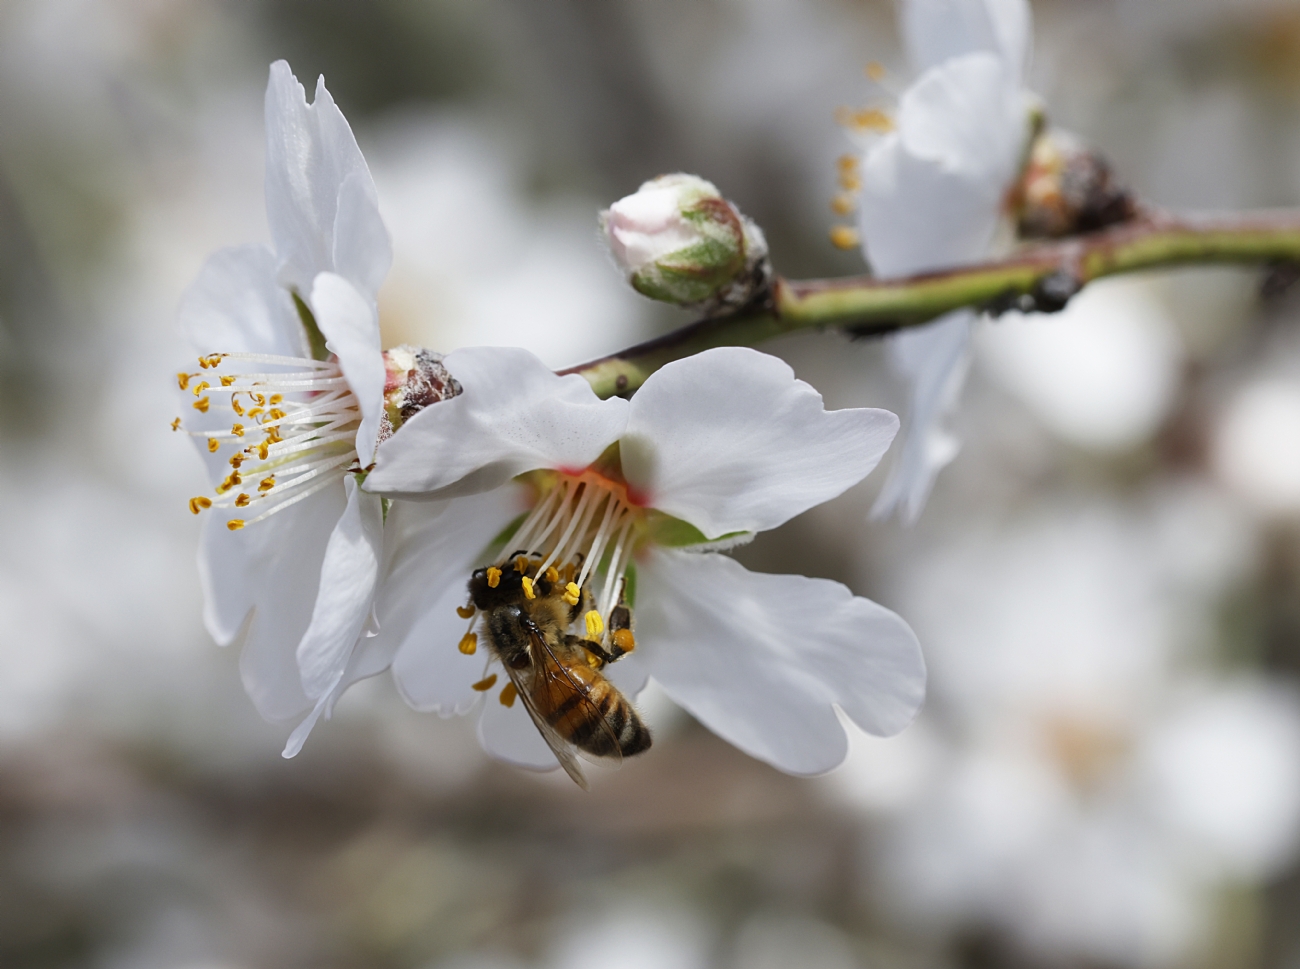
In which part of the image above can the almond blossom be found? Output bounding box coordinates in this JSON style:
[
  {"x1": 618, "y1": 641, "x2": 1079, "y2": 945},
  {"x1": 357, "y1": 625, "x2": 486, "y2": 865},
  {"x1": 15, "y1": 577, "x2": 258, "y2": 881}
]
[
  {"x1": 852, "y1": 0, "x2": 1033, "y2": 521},
  {"x1": 364, "y1": 346, "x2": 925, "y2": 776},
  {"x1": 178, "y1": 61, "x2": 450, "y2": 756}
]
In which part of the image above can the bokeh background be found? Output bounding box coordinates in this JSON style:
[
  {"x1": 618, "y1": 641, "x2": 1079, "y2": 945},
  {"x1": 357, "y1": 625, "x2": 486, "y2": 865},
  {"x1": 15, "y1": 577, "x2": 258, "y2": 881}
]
[{"x1": 5, "y1": 0, "x2": 1300, "y2": 966}]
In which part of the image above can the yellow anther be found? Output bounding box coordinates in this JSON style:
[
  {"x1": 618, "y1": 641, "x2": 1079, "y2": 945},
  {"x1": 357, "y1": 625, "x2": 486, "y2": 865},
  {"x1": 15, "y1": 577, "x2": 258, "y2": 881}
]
[
  {"x1": 219, "y1": 375, "x2": 236, "y2": 386},
  {"x1": 188, "y1": 496, "x2": 212, "y2": 515},
  {"x1": 831, "y1": 193, "x2": 856, "y2": 216},
  {"x1": 176, "y1": 372, "x2": 191, "y2": 390},
  {"x1": 486, "y1": 567, "x2": 502, "y2": 589},
  {"x1": 170, "y1": 418, "x2": 182, "y2": 431},
  {"x1": 231, "y1": 423, "x2": 245, "y2": 437},
  {"x1": 545, "y1": 566, "x2": 559, "y2": 584},
  {"x1": 198, "y1": 353, "x2": 224, "y2": 369},
  {"x1": 613, "y1": 628, "x2": 636, "y2": 653},
  {"x1": 472, "y1": 673, "x2": 497, "y2": 691},
  {"x1": 258, "y1": 476, "x2": 275, "y2": 493},
  {"x1": 232, "y1": 399, "x2": 245, "y2": 416},
  {"x1": 836, "y1": 153, "x2": 859, "y2": 173},
  {"x1": 459, "y1": 632, "x2": 479, "y2": 655},
  {"x1": 269, "y1": 394, "x2": 283, "y2": 405},
  {"x1": 229, "y1": 453, "x2": 244, "y2": 469},
  {"x1": 834, "y1": 106, "x2": 894, "y2": 134},
  {"x1": 192, "y1": 397, "x2": 210, "y2": 413},
  {"x1": 514, "y1": 556, "x2": 528, "y2": 573},
  {"x1": 830, "y1": 226, "x2": 860, "y2": 250},
  {"x1": 585, "y1": 610, "x2": 604, "y2": 638},
  {"x1": 235, "y1": 493, "x2": 251, "y2": 507},
  {"x1": 226, "y1": 519, "x2": 245, "y2": 531},
  {"x1": 207, "y1": 438, "x2": 220, "y2": 453},
  {"x1": 191, "y1": 381, "x2": 210, "y2": 397},
  {"x1": 267, "y1": 408, "x2": 285, "y2": 421},
  {"x1": 838, "y1": 172, "x2": 862, "y2": 192},
  {"x1": 521, "y1": 576, "x2": 536, "y2": 600},
  {"x1": 264, "y1": 427, "x2": 282, "y2": 444},
  {"x1": 587, "y1": 651, "x2": 603, "y2": 669},
  {"x1": 865, "y1": 61, "x2": 886, "y2": 81},
  {"x1": 499, "y1": 682, "x2": 518, "y2": 707},
  {"x1": 563, "y1": 581, "x2": 581, "y2": 606},
  {"x1": 255, "y1": 442, "x2": 270, "y2": 460},
  {"x1": 456, "y1": 604, "x2": 476, "y2": 620},
  {"x1": 245, "y1": 407, "x2": 263, "y2": 419},
  {"x1": 251, "y1": 393, "x2": 266, "y2": 406}
]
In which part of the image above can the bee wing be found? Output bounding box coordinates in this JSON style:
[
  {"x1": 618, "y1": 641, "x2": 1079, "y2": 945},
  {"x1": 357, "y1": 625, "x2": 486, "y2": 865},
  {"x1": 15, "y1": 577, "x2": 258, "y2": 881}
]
[{"x1": 513, "y1": 628, "x2": 625, "y2": 788}]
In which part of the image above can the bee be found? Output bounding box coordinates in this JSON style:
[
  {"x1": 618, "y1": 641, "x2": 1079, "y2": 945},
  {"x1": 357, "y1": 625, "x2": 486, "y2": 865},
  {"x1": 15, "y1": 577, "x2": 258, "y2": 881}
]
[{"x1": 468, "y1": 555, "x2": 650, "y2": 789}]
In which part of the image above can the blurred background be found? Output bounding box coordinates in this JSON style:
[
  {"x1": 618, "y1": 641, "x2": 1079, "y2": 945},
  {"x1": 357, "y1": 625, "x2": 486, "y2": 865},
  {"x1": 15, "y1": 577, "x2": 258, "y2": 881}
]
[{"x1": 5, "y1": 0, "x2": 1300, "y2": 966}]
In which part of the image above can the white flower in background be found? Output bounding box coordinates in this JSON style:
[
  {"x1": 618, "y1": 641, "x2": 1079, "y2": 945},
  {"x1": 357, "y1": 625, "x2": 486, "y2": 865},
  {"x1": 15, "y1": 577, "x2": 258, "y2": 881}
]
[
  {"x1": 1213, "y1": 377, "x2": 1300, "y2": 517},
  {"x1": 601, "y1": 173, "x2": 769, "y2": 314},
  {"x1": 838, "y1": 491, "x2": 1300, "y2": 966},
  {"x1": 849, "y1": 0, "x2": 1033, "y2": 521},
  {"x1": 977, "y1": 276, "x2": 1182, "y2": 451},
  {"x1": 365, "y1": 346, "x2": 925, "y2": 777},
  {"x1": 178, "y1": 61, "x2": 448, "y2": 756}
]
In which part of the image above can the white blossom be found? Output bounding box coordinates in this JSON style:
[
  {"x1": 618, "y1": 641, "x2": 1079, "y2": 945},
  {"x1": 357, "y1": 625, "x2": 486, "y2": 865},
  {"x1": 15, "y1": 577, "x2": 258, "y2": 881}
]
[
  {"x1": 854, "y1": 0, "x2": 1034, "y2": 521},
  {"x1": 364, "y1": 346, "x2": 925, "y2": 776}
]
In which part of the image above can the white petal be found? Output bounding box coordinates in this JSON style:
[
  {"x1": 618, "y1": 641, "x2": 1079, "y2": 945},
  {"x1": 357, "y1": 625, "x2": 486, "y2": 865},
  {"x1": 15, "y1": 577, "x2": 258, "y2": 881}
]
[
  {"x1": 263, "y1": 61, "x2": 390, "y2": 303},
  {"x1": 295, "y1": 479, "x2": 383, "y2": 700},
  {"x1": 871, "y1": 310, "x2": 973, "y2": 523},
  {"x1": 859, "y1": 54, "x2": 1025, "y2": 277},
  {"x1": 902, "y1": 0, "x2": 1032, "y2": 83},
  {"x1": 477, "y1": 693, "x2": 561, "y2": 771},
  {"x1": 389, "y1": 486, "x2": 527, "y2": 714},
  {"x1": 309, "y1": 272, "x2": 385, "y2": 460},
  {"x1": 635, "y1": 548, "x2": 926, "y2": 775},
  {"x1": 620, "y1": 347, "x2": 899, "y2": 538},
  {"x1": 179, "y1": 244, "x2": 306, "y2": 358},
  {"x1": 229, "y1": 483, "x2": 350, "y2": 721},
  {"x1": 366, "y1": 346, "x2": 628, "y2": 500}
]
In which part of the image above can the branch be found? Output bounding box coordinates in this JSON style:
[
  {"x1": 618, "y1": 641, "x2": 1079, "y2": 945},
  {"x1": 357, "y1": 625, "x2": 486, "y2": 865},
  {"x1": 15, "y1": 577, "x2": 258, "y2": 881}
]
[{"x1": 564, "y1": 209, "x2": 1300, "y2": 398}]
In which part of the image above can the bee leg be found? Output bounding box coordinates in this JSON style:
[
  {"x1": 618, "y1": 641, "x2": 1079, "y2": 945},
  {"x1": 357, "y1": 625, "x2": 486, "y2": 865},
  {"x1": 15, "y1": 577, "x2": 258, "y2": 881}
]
[
  {"x1": 607, "y1": 602, "x2": 635, "y2": 661},
  {"x1": 568, "y1": 634, "x2": 614, "y2": 669}
]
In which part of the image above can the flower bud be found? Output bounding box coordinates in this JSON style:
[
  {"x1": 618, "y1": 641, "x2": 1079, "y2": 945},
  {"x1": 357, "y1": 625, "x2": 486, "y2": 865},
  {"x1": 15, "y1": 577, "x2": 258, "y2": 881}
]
[
  {"x1": 1015, "y1": 127, "x2": 1136, "y2": 240},
  {"x1": 601, "y1": 173, "x2": 770, "y2": 315},
  {"x1": 380, "y1": 345, "x2": 461, "y2": 441}
]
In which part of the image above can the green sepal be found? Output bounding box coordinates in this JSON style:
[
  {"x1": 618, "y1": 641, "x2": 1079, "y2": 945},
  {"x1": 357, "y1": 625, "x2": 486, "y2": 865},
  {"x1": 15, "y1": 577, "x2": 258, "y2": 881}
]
[{"x1": 293, "y1": 292, "x2": 330, "y2": 362}]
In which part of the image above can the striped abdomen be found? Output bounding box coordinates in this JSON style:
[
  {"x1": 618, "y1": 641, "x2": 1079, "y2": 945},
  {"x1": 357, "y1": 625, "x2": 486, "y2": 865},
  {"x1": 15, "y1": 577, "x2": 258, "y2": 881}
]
[{"x1": 537, "y1": 661, "x2": 652, "y2": 758}]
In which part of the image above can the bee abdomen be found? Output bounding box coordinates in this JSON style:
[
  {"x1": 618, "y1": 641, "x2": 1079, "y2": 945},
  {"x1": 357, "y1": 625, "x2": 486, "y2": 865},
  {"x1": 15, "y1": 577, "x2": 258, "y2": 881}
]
[{"x1": 562, "y1": 684, "x2": 651, "y2": 758}]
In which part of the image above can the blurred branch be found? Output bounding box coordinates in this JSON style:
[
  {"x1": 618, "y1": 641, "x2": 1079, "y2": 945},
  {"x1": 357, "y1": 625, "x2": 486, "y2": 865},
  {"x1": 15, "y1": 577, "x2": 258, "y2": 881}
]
[{"x1": 565, "y1": 209, "x2": 1300, "y2": 398}]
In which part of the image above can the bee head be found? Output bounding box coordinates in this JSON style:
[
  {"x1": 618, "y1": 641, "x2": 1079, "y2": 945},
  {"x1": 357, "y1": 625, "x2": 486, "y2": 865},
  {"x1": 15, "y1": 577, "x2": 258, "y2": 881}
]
[{"x1": 469, "y1": 565, "x2": 525, "y2": 609}]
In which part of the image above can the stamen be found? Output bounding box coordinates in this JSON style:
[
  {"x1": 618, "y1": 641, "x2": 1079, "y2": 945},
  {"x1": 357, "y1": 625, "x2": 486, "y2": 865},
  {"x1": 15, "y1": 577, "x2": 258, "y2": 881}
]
[
  {"x1": 459, "y1": 632, "x2": 479, "y2": 655},
  {"x1": 456, "y1": 604, "x2": 476, "y2": 620},
  {"x1": 499, "y1": 683, "x2": 518, "y2": 707},
  {"x1": 193, "y1": 397, "x2": 210, "y2": 413},
  {"x1": 486, "y1": 567, "x2": 502, "y2": 589},
  {"x1": 177, "y1": 373, "x2": 191, "y2": 390},
  {"x1": 563, "y1": 582, "x2": 581, "y2": 607},
  {"x1": 545, "y1": 567, "x2": 559, "y2": 584},
  {"x1": 192, "y1": 381, "x2": 210, "y2": 397},
  {"x1": 585, "y1": 610, "x2": 604, "y2": 638},
  {"x1": 171, "y1": 418, "x2": 182, "y2": 431},
  {"x1": 472, "y1": 674, "x2": 497, "y2": 691},
  {"x1": 235, "y1": 494, "x2": 251, "y2": 507},
  {"x1": 521, "y1": 577, "x2": 536, "y2": 600},
  {"x1": 207, "y1": 439, "x2": 220, "y2": 453},
  {"x1": 258, "y1": 476, "x2": 275, "y2": 493},
  {"x1": 227, "y1": 519, "x2": 245, "y2": 531},
  {"x1": 189, "y1": 496, "x2": 212, "y2": 515}
]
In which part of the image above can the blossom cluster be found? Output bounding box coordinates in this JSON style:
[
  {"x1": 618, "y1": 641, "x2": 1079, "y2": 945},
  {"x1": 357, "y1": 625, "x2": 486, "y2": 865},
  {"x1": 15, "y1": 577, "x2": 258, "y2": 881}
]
[{"x1": 177, "y1": 61, "x2": 924, "y2": 779}]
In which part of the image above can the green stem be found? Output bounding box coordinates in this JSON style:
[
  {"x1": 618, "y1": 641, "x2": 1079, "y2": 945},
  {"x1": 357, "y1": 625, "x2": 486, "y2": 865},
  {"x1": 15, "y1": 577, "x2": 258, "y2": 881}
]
[{"x1": 563, "y1": 209, "x2": 1300, "y2": 398}]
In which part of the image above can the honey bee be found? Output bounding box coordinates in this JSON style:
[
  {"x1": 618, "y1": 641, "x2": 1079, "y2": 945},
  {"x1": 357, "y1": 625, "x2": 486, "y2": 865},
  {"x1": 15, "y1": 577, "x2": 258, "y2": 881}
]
[{"x1": 468, "y1": 555, "x2": 651, "y2": 789}]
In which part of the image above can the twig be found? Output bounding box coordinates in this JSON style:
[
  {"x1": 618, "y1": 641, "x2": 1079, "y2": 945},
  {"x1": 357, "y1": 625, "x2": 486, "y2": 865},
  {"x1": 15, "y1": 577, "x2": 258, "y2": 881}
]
[{"x1": 564, "y1": 209, "x2": 1300, "y2": 398}]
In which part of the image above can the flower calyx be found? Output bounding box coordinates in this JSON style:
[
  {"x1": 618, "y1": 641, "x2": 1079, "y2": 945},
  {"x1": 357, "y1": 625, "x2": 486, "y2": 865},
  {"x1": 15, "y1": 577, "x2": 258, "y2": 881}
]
[
  {"x1": 380, "y1": 345, "x2": 461, "y2": 442},
  {"x1": 1014, "y1": 125, "x2": 1137, "y2": 240}
]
